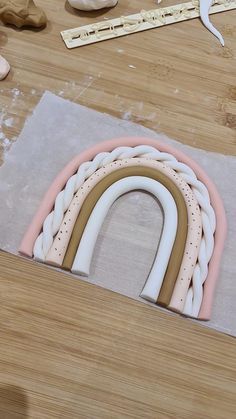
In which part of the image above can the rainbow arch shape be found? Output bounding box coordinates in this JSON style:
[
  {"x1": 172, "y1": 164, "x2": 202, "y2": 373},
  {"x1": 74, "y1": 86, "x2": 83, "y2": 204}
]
[{"x1": 19, "y1": 137, "x2": 227, "y2": 320}]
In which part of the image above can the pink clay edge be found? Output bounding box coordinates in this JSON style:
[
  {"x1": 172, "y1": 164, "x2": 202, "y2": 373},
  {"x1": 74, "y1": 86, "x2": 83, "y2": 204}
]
[{"x1": 19, "y1": 136, "x2": 227, "y2": 320}]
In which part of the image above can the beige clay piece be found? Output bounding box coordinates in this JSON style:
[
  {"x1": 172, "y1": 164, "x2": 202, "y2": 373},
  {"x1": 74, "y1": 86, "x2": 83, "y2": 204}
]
[{"x1": 0, "y1": 0, "x2": 47, "y2": 28}]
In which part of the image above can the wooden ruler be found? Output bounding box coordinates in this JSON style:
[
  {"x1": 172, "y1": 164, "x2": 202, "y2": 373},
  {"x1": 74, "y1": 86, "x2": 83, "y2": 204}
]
[{"x1": 61, "y1": 0, "x2": 236, "y2": 49}]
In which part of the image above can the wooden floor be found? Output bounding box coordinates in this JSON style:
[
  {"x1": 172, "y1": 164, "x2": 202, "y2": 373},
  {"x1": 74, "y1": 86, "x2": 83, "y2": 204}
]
[{"x1": 0, "y1": 0, "x2": 236, "y2": 417}]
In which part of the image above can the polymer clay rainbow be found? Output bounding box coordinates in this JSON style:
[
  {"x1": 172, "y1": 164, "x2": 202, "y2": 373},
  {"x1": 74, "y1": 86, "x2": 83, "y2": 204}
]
[{"x1": 19, "y1": 137, "x2": 227, "y2": 320}]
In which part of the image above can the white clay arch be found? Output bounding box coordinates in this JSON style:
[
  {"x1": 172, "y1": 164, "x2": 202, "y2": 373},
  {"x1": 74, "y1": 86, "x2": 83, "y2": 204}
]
[{"x1": 72, "y1": 176, "x2": 178, "y2": 303}]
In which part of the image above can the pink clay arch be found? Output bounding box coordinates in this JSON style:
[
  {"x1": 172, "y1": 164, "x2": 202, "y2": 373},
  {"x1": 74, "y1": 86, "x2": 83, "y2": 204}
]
[{"x1": 19, "y1": 137, "x2": 227, "y2": 320}]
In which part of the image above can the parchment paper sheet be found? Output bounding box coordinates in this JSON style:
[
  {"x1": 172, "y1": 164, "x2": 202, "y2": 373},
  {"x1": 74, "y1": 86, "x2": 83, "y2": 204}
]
[{"x1": 0, "y1": 91, "x2": 235, "y2": 336}]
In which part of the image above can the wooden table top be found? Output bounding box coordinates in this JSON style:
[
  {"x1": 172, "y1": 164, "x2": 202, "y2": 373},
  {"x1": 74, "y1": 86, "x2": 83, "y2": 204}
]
[{"x1": 0, "y1": 1, "x2": 236, "y2": 417}]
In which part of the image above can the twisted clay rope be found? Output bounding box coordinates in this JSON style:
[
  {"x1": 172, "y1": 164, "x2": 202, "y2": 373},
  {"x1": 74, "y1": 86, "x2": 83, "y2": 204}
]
[{"x1": 32, "y1": 146, "x2": 215, "y2": 317}]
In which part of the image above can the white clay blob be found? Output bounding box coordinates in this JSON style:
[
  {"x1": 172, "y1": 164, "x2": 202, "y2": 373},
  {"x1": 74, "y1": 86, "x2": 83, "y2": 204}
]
[
  {"x1": 68, "y1": 0, "x2": 118, "y2": 11},
  {"x1": 0, "y1": 55, "x2": 10, "y2": 81},
  {"x1": 200, "y1": 0, "x2": 225, "y2": 46}
]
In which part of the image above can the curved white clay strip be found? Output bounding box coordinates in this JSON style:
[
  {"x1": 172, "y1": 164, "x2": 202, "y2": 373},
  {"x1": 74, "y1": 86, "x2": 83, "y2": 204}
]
[
  {"x1": 34, "y1": 145, "x2": 215, "y2": 261},
  {"x1": 200, "y1": 0, "x2": 225, "y2": 46},
  {"x1": 72, "y1": 176, "x2": 178, "y2": 303},
  {"x1": 0, "y1": 55, "x2": 10, "y2": 80},
  {"x1": 68, "y1": 0, "x2": 118, "y2": 11},
  {"x1": 68, "y1": 158, "x2": 201, "y2": 304}
]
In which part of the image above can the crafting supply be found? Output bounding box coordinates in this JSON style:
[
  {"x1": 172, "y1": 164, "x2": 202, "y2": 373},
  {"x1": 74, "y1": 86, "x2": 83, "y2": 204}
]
[
  {"x1": 0, "y1": 55, "x2": 10, "y2": 80},
  {"x1": 62, "y1": 162, "x2": 188, "y2": 306},
  {"x1": 19, "y1": 137, "x2": 225, "y2": 320},
  {"x1": 68, "y1": 0, "x2": 118, "y2": 11},
  {"x1": 72, "y1": 176, "x2": 178, "y2": 303},
  {"x1": 200, "y1": 0, "x2": 224, "y2": 46},
  {"x1": 0, "y1": 0, "x2": 47, "y2": 28},
  {"x1": 60, "y1": 0, "x2": 236, "y2": 49}
]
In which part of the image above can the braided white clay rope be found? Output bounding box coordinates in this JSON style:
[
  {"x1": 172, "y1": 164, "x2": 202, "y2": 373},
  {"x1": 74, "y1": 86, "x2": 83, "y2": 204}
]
[{"x1": 33, "y1": 145, "x2": 216, "y2": 316}]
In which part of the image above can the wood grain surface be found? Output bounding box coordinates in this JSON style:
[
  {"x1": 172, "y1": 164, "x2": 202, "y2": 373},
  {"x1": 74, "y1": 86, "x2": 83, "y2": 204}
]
[
  {"x1": 1, "y1": 252, "x2": 236, "y2": 419},
  {"x1": 0, "y1": 0, "x2": 236, "y2": 418}
]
